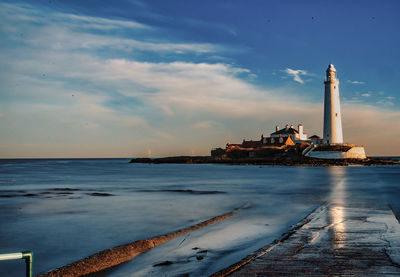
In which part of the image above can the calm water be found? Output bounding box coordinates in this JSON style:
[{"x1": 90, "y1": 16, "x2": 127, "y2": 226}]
[{"x1": 0, "y1": 159, "x2": 399, "y2": 276}]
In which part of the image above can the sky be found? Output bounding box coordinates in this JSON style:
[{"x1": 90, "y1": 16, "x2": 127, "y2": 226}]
[{"x1": 0, "y1": 0, "x2": 399, "y2": 158}]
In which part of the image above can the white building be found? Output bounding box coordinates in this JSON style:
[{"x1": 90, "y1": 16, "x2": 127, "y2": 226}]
[{"x1": 270, "y1": 124, "x2": 308, "y2": 143}]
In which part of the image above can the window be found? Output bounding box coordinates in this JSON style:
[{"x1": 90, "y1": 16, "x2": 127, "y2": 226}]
[{"x1": 335, "y1": 113, "x2": 338, "y2": 117}]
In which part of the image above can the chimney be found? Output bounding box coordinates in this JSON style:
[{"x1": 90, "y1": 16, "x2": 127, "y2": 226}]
[
  {"x1": 285, "y1": 124, "x2": 289, "y2": 130},
  {"x1": 276, "y1": 125, "x2": 280, "y2": 131},
  {"x1": 298, "y1": 124, "x2": 304, "y2": 136}
]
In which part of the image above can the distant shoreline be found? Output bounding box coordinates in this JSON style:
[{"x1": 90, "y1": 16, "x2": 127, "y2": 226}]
[{"x1": 129, "y1": 156, "x2": 400, "y2": 166}]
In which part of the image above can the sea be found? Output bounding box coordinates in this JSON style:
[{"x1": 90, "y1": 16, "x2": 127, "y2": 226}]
[{"x1": 0, "y1": 158, "x2": 399, "y2": 276}]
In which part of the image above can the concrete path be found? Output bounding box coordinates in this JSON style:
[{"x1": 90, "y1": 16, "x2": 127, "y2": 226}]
[{"x1": 213, "y1": 204, "x2": 400, "y2": 276}]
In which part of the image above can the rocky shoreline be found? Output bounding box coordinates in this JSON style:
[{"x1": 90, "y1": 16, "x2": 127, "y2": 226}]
[{"x1": 129, "y1": 156, "x2": 399, "y2": 166}]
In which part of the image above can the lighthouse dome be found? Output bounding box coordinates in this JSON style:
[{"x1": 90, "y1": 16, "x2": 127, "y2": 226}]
[{"x1": 327, "y1": 63, "x2": 336, "y2": 71}]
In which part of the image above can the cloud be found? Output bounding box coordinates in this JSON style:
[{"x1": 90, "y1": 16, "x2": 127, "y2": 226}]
[
  {"x1": 0, "y1": 2, "x2": 224, "y2": 54},
  {"x1": 55, "y1": 13, "x2": 148, "y2": 30},
  {"x1": 347, "y1": 80, "x2": 365, "y2": 85},
  {"x1": 192, "y1": 121, "x2": 218, "y2": 129},
  {"x1": 102, "y1": 59, "x2": 303, "y2": 118},
  {"x1": 248, "y1": 73, "x2": 258, "y2": 80},
  {"x1": 128, "y1": 0, "x2": 148, "y2": 8},
  {"x1": 1, "y1": 2, "x2": 399, "y2": 157},
  {"x1": 4, "y1": 42, "x2": 399, "y2": 156},
  {"x1": 377, "y1": 100, "x2": 394, "y2": 106},
  {"x1": 2, "y1": 49, "x2": 400, "y2": 156},
  {"x1": 0, "y1": 40, "x2": 320, "y2": 157},
  {"x1": 375, "y1": 96, "x2": 396, "y2": 106},
  {"x1": 283, "y1": 68, "x2": 308, "y2": 84},
  {"x1": 361, "y1": 93, "x2": 371, "y2": 97},
  {"x1": 0, "y1": 2, "x2": 148, "y2": 30},
  {"x1": 24, "y1": 27, "x2": 222, "y2": 53}
]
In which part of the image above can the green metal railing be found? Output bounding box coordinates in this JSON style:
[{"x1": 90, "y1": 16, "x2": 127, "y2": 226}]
[{"x1": 0, "y1": 251, "x2": 33, "y2": 277}]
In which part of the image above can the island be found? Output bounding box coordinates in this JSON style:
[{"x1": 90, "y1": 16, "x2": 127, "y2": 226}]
[{"x1": 131, "y1": 64, "x2": 398, "y2": 166}]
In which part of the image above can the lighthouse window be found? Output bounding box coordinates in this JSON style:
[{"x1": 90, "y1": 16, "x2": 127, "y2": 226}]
[
  {"x1": 335, "y1": 113, "x2": 338, "y2": 117},
  {"x1": 334, "y1": 86, "x2": 336, "y2": 89}
]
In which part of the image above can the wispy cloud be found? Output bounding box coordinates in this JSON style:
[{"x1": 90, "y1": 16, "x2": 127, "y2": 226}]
[
  {"x1": 0, "y1": 2, "x2": 224, "y2": 54},
  {"x1": 128, "y1": 0, "x2": 148, "y2": 8},
  {"x1": 0, "y1": 2, "x2": 148, "y2": 30},
  {"x1": 378, "y1": 100, "x2": 395, "y2": 106},
  {"x1": 283, "y1": 68, "x2": 308, "y2": 84},
  {"x1": 347, "y1": 80, "x2": 365, "y2": 85},
  {"x1": 55, "y1": 13, "x2": 149, "y2": 30},
  {"x1": 361, "y1": 92, "x2": 371, "y2": 97},
  {"x1": 374, "y1": 95, "x2": 395, "y2": 106}
]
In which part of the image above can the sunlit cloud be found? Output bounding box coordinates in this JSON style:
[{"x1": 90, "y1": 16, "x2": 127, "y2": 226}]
[{"x1": 283, "y1": 68, "x2": 308, "y2": 84}]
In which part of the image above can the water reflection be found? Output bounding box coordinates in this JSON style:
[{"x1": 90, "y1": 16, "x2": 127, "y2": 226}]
[{"x1": 327, "y1": 167, "x2": 347, "y2": 249}]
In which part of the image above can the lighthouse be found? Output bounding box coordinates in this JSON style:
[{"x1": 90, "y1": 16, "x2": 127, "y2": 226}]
[
  {"x1": 323, "y1": 63, "x2": 343, "y2": 144},
  {"x1": 304, "y1": 64, "x2": 366, "y2": 159}
]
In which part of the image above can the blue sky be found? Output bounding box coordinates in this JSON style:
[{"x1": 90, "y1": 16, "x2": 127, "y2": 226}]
[{"x1": 0, "y1": 0, "x2": 399, "y2": 157}]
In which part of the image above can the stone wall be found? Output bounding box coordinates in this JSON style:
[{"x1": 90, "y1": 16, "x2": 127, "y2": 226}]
[{"x1": 307, "y1": 146, "x2": 366, "y2": 159}]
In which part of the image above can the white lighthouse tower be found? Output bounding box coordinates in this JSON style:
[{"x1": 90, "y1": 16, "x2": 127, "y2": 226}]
[
  {"x1": 304, "y1": 63, "x2": 366, "y2": 159},
  {"x1": 323, "y1": 63, "x2": 343, "y2": 144}
]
